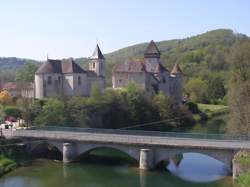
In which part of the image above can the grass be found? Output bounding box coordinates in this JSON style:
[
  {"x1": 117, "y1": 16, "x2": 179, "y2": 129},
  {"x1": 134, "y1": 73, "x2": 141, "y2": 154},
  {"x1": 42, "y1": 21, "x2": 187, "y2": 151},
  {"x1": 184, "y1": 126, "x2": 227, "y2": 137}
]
[
  {"x1": 198, "y1": 103, "x2": 228, "y2": 112},
  {"x1": 0, "y1": 155, "x2": 17, "y2": 177},
  {"x1": 235, "y1": 151, "x2": 250, "y2": 167},
  {"x1": 236, "y1": 172, "x2": 250, "y2": 187},
  {"x1": 198, "y1": 103, "x2": 229, "y2": 118},
  {"x1": 234, "y1": 151, "x2": 250, "y2": 187}
]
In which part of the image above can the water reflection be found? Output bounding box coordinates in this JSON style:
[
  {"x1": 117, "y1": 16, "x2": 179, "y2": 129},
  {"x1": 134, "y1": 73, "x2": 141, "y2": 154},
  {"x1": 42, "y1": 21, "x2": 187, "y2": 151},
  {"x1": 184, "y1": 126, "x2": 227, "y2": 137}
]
[
  {"x1": 167, "y1": 153, "x2": 230, "y2": 182},
  {"x1": 0, "y1": 153, "x2": 234, "y2": 187}
]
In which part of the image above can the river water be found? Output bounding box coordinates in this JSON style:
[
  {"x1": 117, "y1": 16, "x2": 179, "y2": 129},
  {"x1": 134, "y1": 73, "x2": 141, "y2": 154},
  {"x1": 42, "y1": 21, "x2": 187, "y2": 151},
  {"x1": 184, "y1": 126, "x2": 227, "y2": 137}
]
[
  {"x1": 0, "y1": 155, "x2": 234, "y2": 187},
  {"x1": 0, "y1": 115, "x2": 237, "y2": 187}
]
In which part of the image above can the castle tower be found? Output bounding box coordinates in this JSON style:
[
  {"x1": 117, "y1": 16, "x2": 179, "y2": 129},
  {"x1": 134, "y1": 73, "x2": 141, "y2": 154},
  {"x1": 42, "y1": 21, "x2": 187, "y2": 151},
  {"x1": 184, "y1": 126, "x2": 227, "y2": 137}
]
[
  {"x1": 144, "y1": 40, "x2": 161, "y2": 64},
  {"x1": 170, "y1": 63, "x2": 183, "y2": 103},
  {"x1": 89, "y1": 44, "x2": 105, "y2": 77}
]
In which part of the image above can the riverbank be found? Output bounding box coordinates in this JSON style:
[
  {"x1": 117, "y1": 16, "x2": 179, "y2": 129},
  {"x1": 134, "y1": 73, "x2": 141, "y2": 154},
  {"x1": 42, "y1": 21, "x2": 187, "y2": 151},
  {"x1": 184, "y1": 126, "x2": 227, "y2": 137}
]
[
  {"x1": 233, "y1": 151, "x2": 250, "y2": 187},
  {"x1": 0, "y1": 155, "x2": 17, "y2": 177},
  {"x1": 198, "y1": 104, "x2": 229, "y2": 117},
  {"x1": 0, "y1": 138, "x2": 28, "y2": 178}
]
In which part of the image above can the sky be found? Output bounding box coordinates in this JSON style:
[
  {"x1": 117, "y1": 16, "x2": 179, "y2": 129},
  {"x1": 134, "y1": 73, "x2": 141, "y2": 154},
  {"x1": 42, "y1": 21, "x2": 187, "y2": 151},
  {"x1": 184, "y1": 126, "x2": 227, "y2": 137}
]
[{"x1": 0, "y1": 0, "x2": 249, "y2": 60}]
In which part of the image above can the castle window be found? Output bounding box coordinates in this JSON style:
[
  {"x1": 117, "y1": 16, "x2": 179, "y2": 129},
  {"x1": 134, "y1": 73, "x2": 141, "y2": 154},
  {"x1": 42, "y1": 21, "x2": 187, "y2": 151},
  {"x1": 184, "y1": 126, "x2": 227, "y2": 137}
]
[
  {"x1": 48, "y1": 76, "x2": 52, "y2": 85},
  {"x1": 93, "y1": 63, "x2": 95, "y2": 69},
  {"x1": 78, "y1": 76, "x2": 81, "y2": 85}
]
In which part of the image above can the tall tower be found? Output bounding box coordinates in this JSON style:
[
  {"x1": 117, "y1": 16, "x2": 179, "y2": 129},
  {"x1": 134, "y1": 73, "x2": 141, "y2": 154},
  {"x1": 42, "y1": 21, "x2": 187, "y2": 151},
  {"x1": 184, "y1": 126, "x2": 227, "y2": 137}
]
[
  {"x1": 170, "y1": 63, "x2": 183, "y2": 103},
  {"x1": 89, "y1": 44, "x2": 105, "y2": 77},
  {"x1": 144, "y1": 40, "x2": 161, "y2": 64}
]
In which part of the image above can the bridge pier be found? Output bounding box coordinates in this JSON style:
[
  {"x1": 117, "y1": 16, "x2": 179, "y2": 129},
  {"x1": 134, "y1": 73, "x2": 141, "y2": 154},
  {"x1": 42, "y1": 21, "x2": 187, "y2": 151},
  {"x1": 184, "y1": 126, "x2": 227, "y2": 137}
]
[
  {"x1": 140, "y1": 149, "x2": 155, "y2": 170},
  {"x1": 63, "y1": 143, "x2": 77, "y2": 163}
]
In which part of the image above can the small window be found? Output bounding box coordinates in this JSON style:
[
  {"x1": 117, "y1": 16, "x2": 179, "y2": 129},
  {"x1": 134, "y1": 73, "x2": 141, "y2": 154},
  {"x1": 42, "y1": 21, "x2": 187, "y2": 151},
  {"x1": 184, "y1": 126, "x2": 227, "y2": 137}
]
[
  {"x1": 58, "y1": 76, "x2": 61, "y2": 84},
  {"x1": 119, "y1": 79, "x2": 122, "y2": 83},
  {"x1": 78, "y1": 76, "x2": 81, "y2": 85},
  {"x1": 48, "y1": 76, "x2": 52, "y2": 85},
  {"x1": 93, "y1": 63, "x2": 95, "y2": 69}
]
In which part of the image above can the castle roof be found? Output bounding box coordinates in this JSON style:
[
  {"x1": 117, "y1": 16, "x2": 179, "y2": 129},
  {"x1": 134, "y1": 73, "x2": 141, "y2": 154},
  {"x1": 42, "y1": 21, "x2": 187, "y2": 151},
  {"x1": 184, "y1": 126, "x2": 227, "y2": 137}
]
[
  {"x1": 36, "y1": 58, "x2": 85, "y2": 74},
  {"x1": 144, "y1": 40, "x2": 161, "y2": 58},
  {"x1": 113, "y1": 60, "x2": 146, "y2": 73},
  {"x1": 90, "y1": 44, "x2": 105, "y2": 60},
  {"x1": 170, "y1": 63, "x2": 182, "y2": 75},
  {"x1": 145, "y1": 62, "x2": 168, "y2": 73},
  {"x1": 61, "y1": 58, "x2": 85, "y2": 73},
  {"x1": 113, "y1": 59, "x2": 168, "y2": 74}
]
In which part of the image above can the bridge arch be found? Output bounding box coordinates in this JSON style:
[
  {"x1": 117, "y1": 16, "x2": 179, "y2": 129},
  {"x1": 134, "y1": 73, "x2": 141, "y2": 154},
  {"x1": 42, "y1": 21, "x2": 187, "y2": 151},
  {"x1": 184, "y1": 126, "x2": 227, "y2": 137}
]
[
  {"x1": 27, "y1": 140, "x2": 63, "y2": 160},
  {"x1": 76, "y1": 143, "x2": 140, "y2": 163},
  {"x1": 154, "y1": 147, "x2": 235, "y2": 169}
]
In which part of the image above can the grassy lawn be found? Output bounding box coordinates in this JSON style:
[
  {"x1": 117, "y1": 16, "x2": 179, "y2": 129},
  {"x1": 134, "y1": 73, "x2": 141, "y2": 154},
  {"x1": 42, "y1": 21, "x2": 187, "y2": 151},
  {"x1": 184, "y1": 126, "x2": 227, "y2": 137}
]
[{"x1": 198, "y1": 103, "x2": 228, "y2": 112}]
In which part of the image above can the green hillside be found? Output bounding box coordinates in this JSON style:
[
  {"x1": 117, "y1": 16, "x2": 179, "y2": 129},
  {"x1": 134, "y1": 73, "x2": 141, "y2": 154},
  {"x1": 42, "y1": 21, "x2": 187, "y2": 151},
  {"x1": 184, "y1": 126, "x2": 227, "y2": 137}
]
[{"x1": 103, "y1": 29, "x2": 248, "y2": 85}]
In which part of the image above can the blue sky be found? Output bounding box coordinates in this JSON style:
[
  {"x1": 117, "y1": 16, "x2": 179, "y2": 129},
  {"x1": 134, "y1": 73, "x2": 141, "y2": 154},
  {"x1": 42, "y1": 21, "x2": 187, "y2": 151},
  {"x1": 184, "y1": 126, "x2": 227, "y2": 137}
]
[{"x1": 0, "y1": 0, "x2": 249, "y2": 60}]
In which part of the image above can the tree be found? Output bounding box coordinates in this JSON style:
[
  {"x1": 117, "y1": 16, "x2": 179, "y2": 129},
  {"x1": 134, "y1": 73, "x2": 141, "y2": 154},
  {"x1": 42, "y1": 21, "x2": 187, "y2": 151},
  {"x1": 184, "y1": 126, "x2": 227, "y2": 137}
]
[
  {"x1": 184, "y1": 78, "x2": 208, "y2": 103},
  {"x1": 16, "y1": 98, "x2": 34, "y2": 126},
  {"x1": 0, "y1": 90, "x2": 12, "y2": 105},
  {"x1": 15, "y1": 62, "x2": 38, "y2": 82},
  {"x1": 153, "y1": 92, "x2": 174, "y2": 120},
  {"x1": 4, "y1": 106, "x2": 21, "y2": 118},
  {"x1": 89, "y1": 82, "x2": 101, "y2": 101},
  {"x1": 35, "y1": 98, "x2": 65, "y2": 126},
  {"x1": 207, "y1": 74, "x2": 226, "y2": 102},
  {"x1": 65, "y1": 96, "x2": 88, "y2": 127},
  {"x1": 227, "y1": 41, "x2": 250, "y2": 135}
]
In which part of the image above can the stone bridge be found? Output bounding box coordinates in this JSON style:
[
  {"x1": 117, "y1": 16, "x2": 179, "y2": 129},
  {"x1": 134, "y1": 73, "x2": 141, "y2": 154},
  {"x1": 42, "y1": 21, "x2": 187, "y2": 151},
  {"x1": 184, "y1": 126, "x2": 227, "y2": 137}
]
[{"x1": 2, "y1": 127, "x2": 250, "y2": 177}]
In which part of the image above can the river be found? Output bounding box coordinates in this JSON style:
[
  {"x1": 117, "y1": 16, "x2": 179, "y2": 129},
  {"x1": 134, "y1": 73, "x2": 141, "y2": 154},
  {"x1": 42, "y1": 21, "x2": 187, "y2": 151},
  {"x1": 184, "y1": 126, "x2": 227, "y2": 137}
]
[
  {"x1": 0, "y1": 155, "x2": 234, "y2": 187},
  {"x1": 0, "y1": 114, "x2": 237, "y2": 187}
]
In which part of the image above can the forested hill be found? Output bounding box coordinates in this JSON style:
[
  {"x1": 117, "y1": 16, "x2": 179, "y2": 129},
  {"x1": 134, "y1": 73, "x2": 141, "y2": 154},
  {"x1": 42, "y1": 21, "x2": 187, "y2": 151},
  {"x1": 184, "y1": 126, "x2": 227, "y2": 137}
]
[
  {"x1": 100, "y1": 29, "x2": 249, "y2": 85},
  {"x1": 0, "y1": 29, "x2": 249, "y2": 83}
]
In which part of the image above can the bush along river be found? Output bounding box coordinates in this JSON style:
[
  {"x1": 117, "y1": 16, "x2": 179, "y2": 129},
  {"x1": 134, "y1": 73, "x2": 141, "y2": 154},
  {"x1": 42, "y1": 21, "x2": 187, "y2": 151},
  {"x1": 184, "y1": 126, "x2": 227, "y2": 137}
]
[{"x1": 0, "y1": 114, "x2": 240, "y2": 187}]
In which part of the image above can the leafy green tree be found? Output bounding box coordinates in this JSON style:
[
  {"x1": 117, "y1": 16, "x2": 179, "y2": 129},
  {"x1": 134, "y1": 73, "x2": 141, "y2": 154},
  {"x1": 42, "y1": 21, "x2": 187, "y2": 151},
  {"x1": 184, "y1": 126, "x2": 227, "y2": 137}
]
[
  {"x1": 184, "y1": 78, "x2": 208, "y2": 103},
  {"x1": 153, "y1": 92, "x2": 174, "y2": 120},
  {"x1": 89, "y1": 82, "x2": 102, "y2": 101},
  {"x1": 65, "y1": 96, "x2": 88, "y2": 127},
  {"x1": 207, "y1": 74, "x2": 226, "y2": 102},
  {"x1": 4, "y1": 106, "x2": 21, "y2": 118},
  {"x1": 16, "y1": 62, "x2": 38, "y2": 82},
  {"x1": 124, "y1": 84, "x2": 158, "y2": 125},
  {"x1": 35, "y1": 98, "x2": 65, "y2": 126},
  {"x1": 228, "y1": 41, "x2": 250, "y2": 135}
]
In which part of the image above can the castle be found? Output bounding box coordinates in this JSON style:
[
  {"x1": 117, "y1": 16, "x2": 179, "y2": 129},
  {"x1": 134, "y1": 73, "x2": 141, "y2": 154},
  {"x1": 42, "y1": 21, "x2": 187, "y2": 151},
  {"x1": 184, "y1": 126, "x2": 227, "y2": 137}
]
[
  {"x1": 34, "y1": 41, "x2": 183, "y2": 102},
  {"x1": 112, "y1": 40, "x2": 183, "y2": 102},
  {"x1": 35, "y1": 45, "x2": 105, "y2": 98}
]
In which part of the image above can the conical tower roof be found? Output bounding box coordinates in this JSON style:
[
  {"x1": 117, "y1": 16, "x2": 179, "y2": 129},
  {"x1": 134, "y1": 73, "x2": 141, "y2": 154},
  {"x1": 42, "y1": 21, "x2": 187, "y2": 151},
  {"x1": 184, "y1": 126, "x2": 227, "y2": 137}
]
[
  {"x1": 144, "y1": 40, "x2": 161, "y2": 58},
  {"x1": 171, "y1": 63, "x2": 182, "y2": 75},
  {"x1": 90, "y1": 44, "x2": 105, "y2": 59}
]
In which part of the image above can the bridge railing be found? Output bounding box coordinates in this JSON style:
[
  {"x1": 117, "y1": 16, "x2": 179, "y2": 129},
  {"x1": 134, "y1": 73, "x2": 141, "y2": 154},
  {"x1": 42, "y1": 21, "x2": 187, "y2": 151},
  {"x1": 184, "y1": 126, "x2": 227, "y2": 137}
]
[{"x1": 29, "y1": 126, "x2": 250, "y2": 141}]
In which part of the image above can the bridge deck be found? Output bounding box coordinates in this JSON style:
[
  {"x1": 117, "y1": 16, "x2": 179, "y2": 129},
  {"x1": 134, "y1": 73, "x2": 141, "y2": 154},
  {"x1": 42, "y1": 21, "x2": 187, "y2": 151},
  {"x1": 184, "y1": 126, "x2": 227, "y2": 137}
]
[{"x1": 2, "y1": 128, "x2": 250, "y2": 150}]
